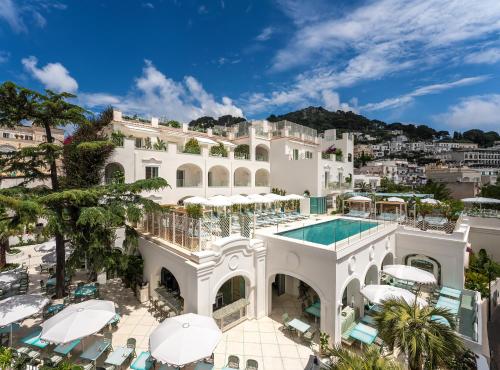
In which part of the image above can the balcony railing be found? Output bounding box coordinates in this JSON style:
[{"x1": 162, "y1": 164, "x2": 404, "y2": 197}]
[{"x1": 328, "y1": 182, "x2": 352, "y2": 190}]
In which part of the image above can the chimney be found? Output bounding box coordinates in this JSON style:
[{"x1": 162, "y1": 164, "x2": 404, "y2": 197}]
[
  {"x1": 151, "y1": 117, "x2": 159, "y2": 127},
  {"x1": 113, "y1": 110, "x2": 122, "y2": 121}
]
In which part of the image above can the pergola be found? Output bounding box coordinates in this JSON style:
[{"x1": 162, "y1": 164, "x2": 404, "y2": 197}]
[
  {"x1": 344, "y1": 195, "x2": 372, "y2": 213},
  {"x1": 375, "y1": 197, "x2": 407, "y2": 221}
]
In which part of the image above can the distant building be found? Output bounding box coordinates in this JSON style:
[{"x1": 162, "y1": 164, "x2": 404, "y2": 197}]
[
  {"x1": 449, "y1": 148, "x2": 500, "y2": 167},
  {"x1": 353, "y1": 144, "x2": 373, "y2": 159},
  {"x1": 425, "y1": 165, "x2": 482, "y2": 199}
]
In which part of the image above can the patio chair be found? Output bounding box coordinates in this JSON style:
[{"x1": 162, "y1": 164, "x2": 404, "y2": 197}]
[
  {"x1": 43, "y1": 354, "x2": 63, "y2": 367},
  {"x1": 303, "y1": 329, "x2": 315, "y2": 348},
  {"x1": 226, "y1": 355, "x2": 240, "y2": 369},
  {"x1": 130, "y1": 351, "x2": 154, "y2": 370},
  {"x1": 104, "y1": 332, "x2": 113, "y2": 350},
  {"x1": 245, "y1": 359, "x2": 258, "y2": 370},
  {"x1": 127, "y1": 337, "x2": 137, "y2": 357}
]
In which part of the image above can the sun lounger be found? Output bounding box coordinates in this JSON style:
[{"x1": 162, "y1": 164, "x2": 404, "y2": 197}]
[{"x1": 131, "y1": 351, "x2": 154, "y2": 370}]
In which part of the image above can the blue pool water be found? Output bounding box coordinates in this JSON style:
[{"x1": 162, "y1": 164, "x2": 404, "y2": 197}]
[{"x1": 277, "y1": 218, "x2": 378, "y2": 245}]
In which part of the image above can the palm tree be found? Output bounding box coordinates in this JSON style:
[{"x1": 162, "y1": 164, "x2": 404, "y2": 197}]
[
  {"x1": 373, "y1": 297, "x2": 465, "y2": 370},
  {"x1": 329, "y1": 345, "x2": 402, "y2": 370},
  {"x1": 153, "y1": 139, "x2": 167, "y2": 151}
]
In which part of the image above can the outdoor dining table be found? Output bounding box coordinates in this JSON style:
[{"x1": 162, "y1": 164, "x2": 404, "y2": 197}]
[
  {"x1": 21, "y1": 330, "x2": 49, "y2": 349},
  {"x1": 288, "y1": 318, "x2": 311, "y2": 335},
  {"x1": 80, "y1": 338, "x2": 110, "y2": 363},
  {"x1": 74, "y1": 284, "x2": 97, "y2": 298},
  {"x1": 440, "y1": 286, "x2": 461, "y2": 299},
  {"x1": 436, "y1": 297, "x2": 460, "y2": 315},
  {"x1": 54, "y1": 339, "x2": 81, "y2": 356},
  {"x1": 305, "y1": 302, "x2": 321, "y2": 320},
  {"x1": 349, "y1": 322, "x2": 378, "y2": 345},
  {"x1": 194, "y1": 363, "x2": 214, "y2": 370},
  {"x1": 130, "y1": 351, "x2": 154, "y2": 370},
  {"x1": 104, "y1": 345, "x2": 134, "y2": 368}
]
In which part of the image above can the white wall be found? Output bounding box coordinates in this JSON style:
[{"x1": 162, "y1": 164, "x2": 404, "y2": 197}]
[{"x1": 463, "y1": 216, "x2": 500, "y2": 262}]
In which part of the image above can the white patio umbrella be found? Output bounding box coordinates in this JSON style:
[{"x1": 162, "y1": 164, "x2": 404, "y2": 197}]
[
  {"x1": 41, "y1": 299, "x2": 115, "y2": 344},
  {"x1": 383, "y1": 264, "x2": 437, "y2": 285},
  {"x1": 361, "y1": 284, "x2": 427, "y2": 307},
  {"x1": 247, "y1": 194, "x2": 270, "y2": 204},
  {"x1": 206, "y1": 195, "x2": 232, "y2": 207},
  {"x1": 421, "y1": 198, "x2": 440, "y2": 205},
  {"x1": 183, "y1": 196, "x2": 210, "y2": 206},
  {"x1": 34, "y1": 240, "x2": 56, "y2": 253},
  {"x1": 0, "y1": 294, "x2": 49, "y2": 344},
  {"x1": 387, "y1": 197, "x2": 405, "y2": 203},
  {"x1": 228, "y1": 194, "x2": 252, "y2": 205},
  {"x1": 264, "y1": 193, "x2": 285, "y2": 201},
  {"x1": 149, "y1": 313, "x2": 222, "y2": 367},
  {"x1": 283, "y1": 194, "x2": 305, "y2": 201}
]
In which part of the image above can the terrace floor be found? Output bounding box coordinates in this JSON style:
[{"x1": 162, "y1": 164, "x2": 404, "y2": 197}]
[{"x1": 7, "y1": 242, "x2": 318, "y2": 370}]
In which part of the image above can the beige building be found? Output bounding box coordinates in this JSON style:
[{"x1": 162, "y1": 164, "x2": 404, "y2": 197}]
[
  {"x1": 425, "y1": 165, "x2": 482, "y2": 199},
  {"x1": 0, "y1": 125, "x2": 65, "y2": 188},
  {"x1": 353, "y1": 144, "x2": 373, "y2": 159}
]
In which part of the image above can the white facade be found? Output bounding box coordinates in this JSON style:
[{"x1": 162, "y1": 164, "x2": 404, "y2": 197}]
[
  {"x1": 136, "y1": 214, "x2": 488, "y2": 354},
  {"x1": 106, "y1": 112, "x2": 354, "y2": 204}
]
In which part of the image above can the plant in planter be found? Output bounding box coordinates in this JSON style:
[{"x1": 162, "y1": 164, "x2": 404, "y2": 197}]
[
  {"x1": 210, "y1": 143, "x2": 228, "y2": 157},
  {"x1": 186, "y1": 204, "x2": 203, "y2": 219},
  {"x1": 153, "y1": 139, "x2": 167, "y2": 151},
  {"x1": 319, "y1": 332, "x2": 332, "y2": 357},
  {"x1": 0, "y1": 346, "x2": 12, "y2": 369},
  {"x1": 183, "y1": 138, "x2": 201, "y2": 154},
  {"x1": 110, "y1": 131, "x2": 125, "y2": 146}
]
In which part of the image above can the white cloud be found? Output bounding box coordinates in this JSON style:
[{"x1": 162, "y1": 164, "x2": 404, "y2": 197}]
[
  {"x1": 198, "y1": 5, "x2": 207, "y2": 14},
  {"x1": 435, "y1": 94, "x2": 500, "y2": 132},
  {"x1": 321, "y1": 90, "x2": 356, "y2": 112},
  {"x1": 81, "y1": 60, "x2": 243, "y2": 122},
  {"x1": 0, "y1": 0, "x2": 65, "y2": 33},
  {"x1": 22, "y1": 56, "x2": 78, "y2": 93},
  {"x1": 0, "y1": 0, "x2": 26, "y2": 32},
  {"x1": 465, "y1": 47, "x2": 500, "y2": 65},
  {"x1": 142, "y1": 2, "x2": 154, "y2": 9},
  {"x1": 361, "y1": 76, "x2": 489, "y2": 111},
  {"x1": 256, "y1": 27, "x2": 274, "y2": 41},
  {"x1": 245, "y1": 0, "x2": 500, "y2": 113}
]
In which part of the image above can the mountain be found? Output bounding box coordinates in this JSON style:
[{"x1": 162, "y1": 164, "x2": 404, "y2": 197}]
[{"x1": 188, "y1": 106, "x2": 499, "y2": 147}]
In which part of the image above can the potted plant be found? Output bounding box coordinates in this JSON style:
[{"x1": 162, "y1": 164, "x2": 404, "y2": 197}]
[{"x1": 319, "y1": 332, "x2": 332, "y2": 357}]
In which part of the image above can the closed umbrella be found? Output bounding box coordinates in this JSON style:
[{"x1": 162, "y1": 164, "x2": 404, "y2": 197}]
[
  {"x1": 383, "y1": 264, "x2": 437, "y2": 285},
  {"x1": 41, "y1": 299, "x2": 115, "y2": 344},
  {"x1": 149, "y1": 313, "x2": 222, "y2": 367},
  {"x1": 361, "y1": 284, "x2": 427, "y2": 307},
  {"x1": 0, "y1": 295, "x2": 49, "y2": 344}
]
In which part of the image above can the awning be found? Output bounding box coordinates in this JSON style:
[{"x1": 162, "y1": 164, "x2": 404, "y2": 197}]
[
  {"x1": 386, "y1": 197, "x2": 405, "y2": 203},
  {"x1": 348, "y1": 195, "x2": 371, "y2": 202},
  {"x1": 361, "y1": 284, "x2": 427, "y2": 307},
  {"x1": 195, "y1": 137, "x2": 217, "y2": 145}
]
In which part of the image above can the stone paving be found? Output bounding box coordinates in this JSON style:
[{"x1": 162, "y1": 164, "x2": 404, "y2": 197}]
[{"x1": 6, "y1": 241, "x2": 319, "y2": 370}]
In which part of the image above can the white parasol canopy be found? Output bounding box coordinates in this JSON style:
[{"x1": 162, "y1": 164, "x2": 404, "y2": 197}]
[
  {"x1": 228, "y1": 194, "x2": 252, "y2": 205},
  {"x1": 0, "y1": 295, "x2": 49, "y2": 327},
  {"x1": 383, "y1": 264, "x2": 437, "y2": 284},
  {"x1": 206, "y1": 195, "x2": 232, "y2": 207},
  {"x1": 41, "y1": 299, "x2": 115, "y2": 344},
  {"x1": 387, "y1": 197, "x2": 405, "y2": 203},
  {"x1": 149, "y1": 313, "x2": 222, "y2": 367},
  {"x1": 247, "y1": 194, "x2": 271, "y2": 204},
  {"x1": 461, "y1": 197, "x2": 500, "y2": 204},
  {"x1": 183, "y1": 196, "x2": 210, "y2": 206},
  {"x1": 348, "y1": 195, "x2": 371, "y2": 202},
  {"x1": 264, "y1": 193, "x2": 286, "y2": 202},
  {"x1": 283, "y1": 194, "x2": 305, "y2": 201},
  {"x1": 361, "y1": 284, "x2": 427, "y2": 307},
  {"x1": 421, "y1": 198, "x2": 440, "y2": 205}
]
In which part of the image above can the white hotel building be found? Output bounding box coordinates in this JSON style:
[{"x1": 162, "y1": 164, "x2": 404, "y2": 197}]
[{"x1": 105, "y1": 111, "x2": 491, "y2": 360}]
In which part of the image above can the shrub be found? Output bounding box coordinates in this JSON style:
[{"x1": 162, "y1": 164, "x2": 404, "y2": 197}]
[
  {"x1": 186, "y1": 204, "x2": 203, "y2": 219},
  {"x1": 183, "y1": 138, "x2": 201, "y2": 154},
  {"x1": 210, "y1": 143, "x2": 228, "y2": 157}
]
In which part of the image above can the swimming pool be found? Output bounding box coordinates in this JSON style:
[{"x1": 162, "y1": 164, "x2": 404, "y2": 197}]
[{"x1": 277, "y1": 218, "x2": 379, "y2": 245}]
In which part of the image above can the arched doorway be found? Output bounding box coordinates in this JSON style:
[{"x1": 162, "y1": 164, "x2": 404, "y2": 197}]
[
  {"x1": 381, "y1": 252, "x2": 394, "y2": 268},
  {"x1": 404, "y1": 254, "x2": 441, "y2": 285},
  {"x1": 104, "y1": 162, "x2": 125, "y2": 184},
  {"x1": 212, "y1": 275, "x2": 249, "y2": 331},
  {"x1": 208, "y1": 165, "x2": 229, "y2": 187},
  {"x1": 364, "y1": 265, "x2": 378, "y2": 285},
  {"x1": 255, "y1": 144, "x2": 269, "y2": 162},
  {"x1": 255, "y1": 168, "x2": 270, "y2": 187},
  {"x1": 157, "y1": 267, "x2": 184, "y2": 314},
  {"x1": 269, "y1": 273, "x2": 321, "y2": 342},
  {"x1": 176, "y1": 163, "x2": 202, "y2": 187},
  {"x1": 340, "y1": 278, "x2": 362, "y2": 341},
  {"x1": 234, "y1": 167, "x2": 251, "y2": 187}
]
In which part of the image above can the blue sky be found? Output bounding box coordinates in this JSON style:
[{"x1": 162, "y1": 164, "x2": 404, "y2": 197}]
[{"x1": 1, "y1": 0, "x2": 500, "y2": 133}]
